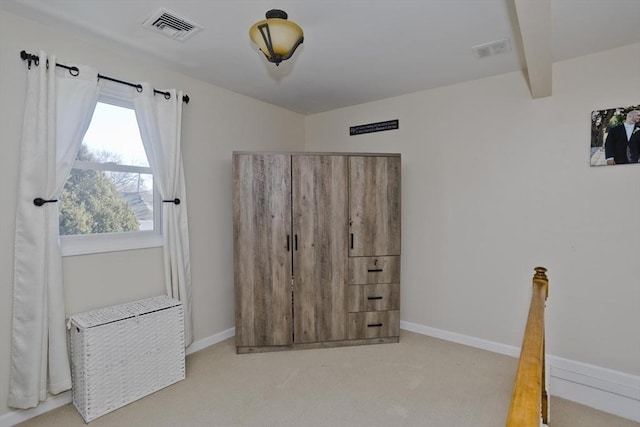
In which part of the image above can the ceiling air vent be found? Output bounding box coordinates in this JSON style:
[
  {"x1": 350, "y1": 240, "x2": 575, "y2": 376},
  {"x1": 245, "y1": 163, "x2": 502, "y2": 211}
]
[
  {"x1": 142, "y1": 8, "x2": 203, "y2": 42},
  {"x1": 472, "y1": 38, "x2": 511, "y2": 59}
]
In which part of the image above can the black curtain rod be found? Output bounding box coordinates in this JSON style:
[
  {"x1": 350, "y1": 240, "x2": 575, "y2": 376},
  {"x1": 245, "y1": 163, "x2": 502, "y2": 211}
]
[{"x1": 20, "y1": 50, "x2": 189, "y2": 104}]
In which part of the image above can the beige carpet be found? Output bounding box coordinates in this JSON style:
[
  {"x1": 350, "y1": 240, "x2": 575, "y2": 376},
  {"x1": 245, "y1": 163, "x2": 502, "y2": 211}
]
[{"x1": 18, "y1": 331, "x2": 639, "y2": 427}]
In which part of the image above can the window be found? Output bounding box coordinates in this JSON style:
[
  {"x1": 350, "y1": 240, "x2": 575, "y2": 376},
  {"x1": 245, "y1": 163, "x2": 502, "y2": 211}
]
[{"x1": 59, "y1": 92, "x2": 162, "y2": 256}]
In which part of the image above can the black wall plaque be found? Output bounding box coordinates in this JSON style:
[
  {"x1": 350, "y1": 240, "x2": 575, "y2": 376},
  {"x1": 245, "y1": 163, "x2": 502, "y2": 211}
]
[{"x1": 350, "y1": 119, "x2": 399, "y2": 136}]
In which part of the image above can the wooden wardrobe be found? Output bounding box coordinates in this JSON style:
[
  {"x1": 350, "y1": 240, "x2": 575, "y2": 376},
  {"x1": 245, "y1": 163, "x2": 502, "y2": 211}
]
[{"x1": 232, "y1": 152, "x2": 400, "y2": 353}]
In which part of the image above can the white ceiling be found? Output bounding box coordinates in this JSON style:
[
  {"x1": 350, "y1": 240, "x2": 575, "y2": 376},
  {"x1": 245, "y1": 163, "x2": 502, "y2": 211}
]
[{"x1": 2, "y1": 0, "x2": 639, "y2": 114}]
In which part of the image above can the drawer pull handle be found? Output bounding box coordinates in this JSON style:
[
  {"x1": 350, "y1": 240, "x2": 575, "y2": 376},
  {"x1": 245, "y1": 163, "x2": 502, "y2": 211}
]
[
  {"x1": 367, "y1": 296, "x2": 383, "y2": 300},
  {"x1": 367, "y1": 268, "x2": 383, "y2": 273},
  {"x1": 367, "y1": 323, "x2": 383, "y2": 328}
]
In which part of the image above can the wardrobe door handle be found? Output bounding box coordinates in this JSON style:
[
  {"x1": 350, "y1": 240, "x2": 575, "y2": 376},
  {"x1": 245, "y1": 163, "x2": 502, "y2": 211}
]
[
  {"x1": 294, "y1": 234, "x2": 298, "y2": 251},
  {"x1": 350, "y1": 233, "x2": 354, "y2": 249},
  {"x1": 286, "y1": 235, "x2": 290, "y2": 252}
]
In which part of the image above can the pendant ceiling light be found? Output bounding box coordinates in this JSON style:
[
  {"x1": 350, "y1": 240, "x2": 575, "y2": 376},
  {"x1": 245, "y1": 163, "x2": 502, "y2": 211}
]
[{"x1": 249, "y1": 9, "x2": 304, "y2": 66}]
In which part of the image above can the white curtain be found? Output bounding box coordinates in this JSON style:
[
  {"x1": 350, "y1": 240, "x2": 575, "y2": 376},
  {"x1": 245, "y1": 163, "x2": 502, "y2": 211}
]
[
  {"x1": 9, "y1": 52, "x2": 101, "y2": 409},
  {"x1": 133, "y1": 84, "x2": 193, "y2": 346}
]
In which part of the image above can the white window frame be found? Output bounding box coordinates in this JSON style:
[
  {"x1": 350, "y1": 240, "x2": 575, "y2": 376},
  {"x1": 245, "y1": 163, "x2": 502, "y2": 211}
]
[{"x1": 60, "y1": 83, "x2": 162, "y2": 256}]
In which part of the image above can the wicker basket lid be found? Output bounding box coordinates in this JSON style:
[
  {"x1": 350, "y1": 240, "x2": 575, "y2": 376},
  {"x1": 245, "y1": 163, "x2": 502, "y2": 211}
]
[{"x1": 69, "y1": 295, "x2": 182, "y2": 329}]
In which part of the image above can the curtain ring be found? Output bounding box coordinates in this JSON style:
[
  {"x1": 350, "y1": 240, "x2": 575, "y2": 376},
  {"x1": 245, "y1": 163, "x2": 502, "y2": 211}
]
[
  {"x1": 164, "y1": 92, "x2": 171, "y2": 100},
  {"x1": 69, "y1": 66, "x2": 79, "y2": 77},
  {"x1": 20, "y1": 51, "x2": 39, "y2": 69},
  {"x1": 136, "y1": 84, "x2": 143, "y2": 93}
]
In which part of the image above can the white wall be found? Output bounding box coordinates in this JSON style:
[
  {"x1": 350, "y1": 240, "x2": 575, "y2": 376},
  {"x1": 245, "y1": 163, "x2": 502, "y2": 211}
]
[
  {"x1": 305, "y1": 43, "x2": 640, "y2": 376},
  {"x1": 1, "y1": 4, "x2": 638, "y2": 421},
  {"x1": 0, "y1": 9, "x2": 305, "y2": 418}
]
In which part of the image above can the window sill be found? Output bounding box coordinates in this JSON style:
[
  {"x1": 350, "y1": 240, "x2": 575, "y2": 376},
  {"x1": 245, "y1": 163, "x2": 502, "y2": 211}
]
[{"x1": 60, "y1": 232, "x2": 163, "y2": 257}]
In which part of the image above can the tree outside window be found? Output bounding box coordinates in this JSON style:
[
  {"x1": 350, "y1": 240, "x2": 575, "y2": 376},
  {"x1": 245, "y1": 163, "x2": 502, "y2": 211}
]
[{"x1": 58, "y1": 100, "x2": 159, "y2": 253}]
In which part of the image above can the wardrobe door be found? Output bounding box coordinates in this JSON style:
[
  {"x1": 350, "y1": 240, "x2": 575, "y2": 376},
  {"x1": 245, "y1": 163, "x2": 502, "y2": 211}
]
[
  {"x1": 349, "y1": 156, "x2": 401, "y2": 257},
  {"x1": 233, "y1": 154, "x2": 292, "y2": 348},
  {"x1": 292, "y1": 155, "x2": 348, "y2": 343}
]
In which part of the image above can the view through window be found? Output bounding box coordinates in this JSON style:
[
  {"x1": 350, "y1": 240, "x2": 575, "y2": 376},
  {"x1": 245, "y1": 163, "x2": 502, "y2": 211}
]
[{"x1": 59, "y1": 101, "x2": 156, "y2": 236}]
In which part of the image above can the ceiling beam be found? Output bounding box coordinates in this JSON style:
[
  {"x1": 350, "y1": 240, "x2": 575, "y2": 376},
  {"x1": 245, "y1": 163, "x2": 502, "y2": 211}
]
[{"x1": 513, "y1": 0, "x2": 552, "y2": 98}]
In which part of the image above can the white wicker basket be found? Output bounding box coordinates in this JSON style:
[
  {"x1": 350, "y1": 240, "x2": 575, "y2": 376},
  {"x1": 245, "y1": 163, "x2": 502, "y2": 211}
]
[{"x1": 69, "y1": 295, "x2": 185, "y2": 422}]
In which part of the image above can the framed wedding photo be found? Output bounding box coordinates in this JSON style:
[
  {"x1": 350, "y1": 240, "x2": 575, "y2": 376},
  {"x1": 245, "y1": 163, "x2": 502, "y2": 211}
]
[{"x1": 590, "y1": 104, "x2": 640, "y2": 167}]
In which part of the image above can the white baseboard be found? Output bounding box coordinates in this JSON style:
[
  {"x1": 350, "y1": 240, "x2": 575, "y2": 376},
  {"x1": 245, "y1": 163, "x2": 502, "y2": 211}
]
[
  {"x1": 186, "y1": 326, "x2": 235, "y2": 356},
  {"x1": 547, "y1": 355, "x2": 640, "y2": 422},
  {"x1": 400, "y1": 320, "x2": 522, "y2": 357},
  {"x1": 0, "y1": 391, "x2": 71, "y2": 427},
  {"x1": 0, "y1": 327, "x2": 236, "y2": 427},
  {"x1": 4, "y1": 324, "x2": 637, "y2": 425},
  {"x1": 401, "y1": 320, "x2": 640, "y2": 423}
]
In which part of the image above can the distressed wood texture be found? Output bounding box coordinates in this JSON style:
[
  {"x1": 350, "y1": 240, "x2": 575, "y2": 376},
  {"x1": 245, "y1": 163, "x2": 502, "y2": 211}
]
[
  {"x1": 348, "y1": 311, "x2": 400, "y2": 340},
  {"x1": 348, "y1": 283, "x2": 400, "y2": 312},
  {"x1": 236, "y1": 337, "x2": 399, "y2": 354},
  {"x1": 349, "y1": 156, "x2": 401, "y2": 257},
  {"x1": 233, "y1": 152, "x2": 401, "y2": 353},
  {"x1": 348, "y1": 256, "x2": 401, "y2": 285},
  {"x1": 233, "y1": 154, "x2": 292, "y2": 348},
  {"x1": 292, "y1": 155, "x2": 348, "y2": 343}
]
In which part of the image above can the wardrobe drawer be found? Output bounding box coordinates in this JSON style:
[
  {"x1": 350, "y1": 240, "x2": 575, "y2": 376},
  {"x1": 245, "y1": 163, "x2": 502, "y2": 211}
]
[
  {"x1": 348, "y1": 311, "x2": 400, "y2": 340},
  {"x1": 348, "y1": 256, "x2": 400, "y2": 284},
  {"x1": 348, "y1": 283, "x2": 400, "y2": 312}
]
